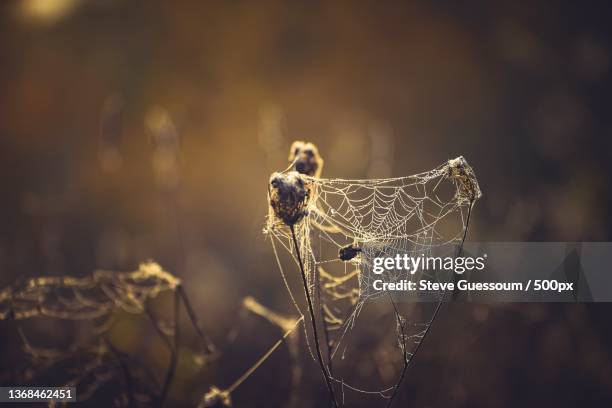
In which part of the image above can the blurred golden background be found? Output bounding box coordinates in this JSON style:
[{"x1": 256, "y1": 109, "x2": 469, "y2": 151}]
[{"x1": 1, "y1": 0, "x2": 612, "y2": 407}]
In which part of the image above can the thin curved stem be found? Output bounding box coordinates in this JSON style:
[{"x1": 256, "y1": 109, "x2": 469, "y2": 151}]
[
  {"x1": 104, "y1": 337, "x2": 134, "y2": 408},
  {"x1": 177, "y1": 286, "x2": 216, "y2": 355},
  {"x1": 290, "y1": 224, "x2": 339, "y2": 408},
  {"x1": 159, "y1": 288, "x2": 180, "y2": 407},
  {"x1": 226, "y1": 316, "x2": 303, "y2": 394}
]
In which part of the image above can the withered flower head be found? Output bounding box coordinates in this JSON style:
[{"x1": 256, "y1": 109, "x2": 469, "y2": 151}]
[
  {"x1": 200, "y1": 386, "x2": 231, "y2": 407},
  {"x1": 289, "y1": 141, "x2": 324, "y2": 178},
  {"x1": 446, "y1": 156, "x2": 482, "y2": 202},
  {"x1": 268, "y1": 171, "x2": 310, "y2": 226}
]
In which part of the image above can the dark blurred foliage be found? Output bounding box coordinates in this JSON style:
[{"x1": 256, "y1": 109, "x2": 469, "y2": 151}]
[{"x1": 1, "y1": 0, "x2": 612, "y2": 407}]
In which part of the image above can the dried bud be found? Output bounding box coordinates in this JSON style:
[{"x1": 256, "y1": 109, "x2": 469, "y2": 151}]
[
  {"x1": 339, "y1": 244, "x2": 362, "y2": 261},
  {"x1": 446, "y1": 156, "x2": 482, "y2": 202},
  {"x1": 289, "y1": 141, "x2": 324, "y2": 178},
  {"x1": 268, "y1": 171, "x2": 310, "y2": 226},
  {"x1": 199, "y1": 386, "x2": 231, "y2": 408}
]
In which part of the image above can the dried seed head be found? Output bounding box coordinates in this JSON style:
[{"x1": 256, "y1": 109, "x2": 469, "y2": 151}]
[
  {"x1": 339, "y1": 244, "x2": 362, "y2": 261},
  {"x1": 446, "y1": 156, "x2": 482, "y2": 202},
  {"x1": 289, "y1": 141, "x2": 324, "y2": 178},
  {"x1": 268, "y1": 171, "x2": 310, "y2": 226},
  {"x1": 199, "y1": 386, "x2": 231, "y2": 407}
]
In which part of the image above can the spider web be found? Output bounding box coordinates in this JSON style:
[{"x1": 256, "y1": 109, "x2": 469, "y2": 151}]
[
  {"x1": 265, "y1": 156, "x2": 481, "y2": 397},
  {"x1": 0, "y1": 262, "x2": 215, "y2": 407},
  {"x1": 0, "y1": 262, "x2": 180, "y2": 321}
]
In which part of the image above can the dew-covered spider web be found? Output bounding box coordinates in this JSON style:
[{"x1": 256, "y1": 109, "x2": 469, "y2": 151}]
[
  {"x1": 0, "y1": 262, "x2": 180, "y2": 321},
  {"x1": 265, "y1": 156, "x2": 481, "y2": 398},
  {"x1": 0, "y1": 262, "x2": 215, "y2": 407}
]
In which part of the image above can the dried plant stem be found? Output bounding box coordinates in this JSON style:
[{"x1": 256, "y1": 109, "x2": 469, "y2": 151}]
[
  {"x1": 290, "y1": 225, "x2": 339, "y2": 408},
  {"x1": 226, "y1": 316, "x2": 304, "y2": 394},
  {"x1": 159, "y1": 288, "x2": 180, "y2": 407},
  {"x1": 145, "y1": 309, "x2": 172, "y2": 350},
  {"x1": 104, "y1": 338, "x2": 134, "y2": 408},
  {"x1": 177, "y1": 285, "x2": 215, "y2": 354},
  {"x1": 385, "y1": 199, "x2": 474, "y2": 408},
  {"x1": 144, "y1": 284, "x2": 212, "y2": 406}
]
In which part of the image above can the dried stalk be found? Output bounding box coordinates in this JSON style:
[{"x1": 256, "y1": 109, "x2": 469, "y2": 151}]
[{"x1": 290, "y1": 225, "x2": 339, "y2": 408}]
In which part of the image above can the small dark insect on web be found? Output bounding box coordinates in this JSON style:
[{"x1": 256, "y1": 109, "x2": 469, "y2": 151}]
[{"x1": 338, "y1": 244, "x2": 362, "y2": 262}]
